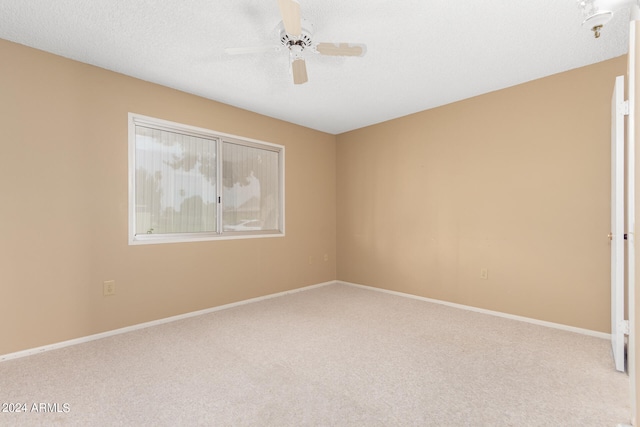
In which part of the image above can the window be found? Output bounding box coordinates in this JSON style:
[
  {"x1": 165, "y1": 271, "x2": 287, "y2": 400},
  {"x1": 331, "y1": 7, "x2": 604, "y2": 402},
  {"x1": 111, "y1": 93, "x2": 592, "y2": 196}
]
[{"x1": 129, "y1": 113, "x2": 284, "y2": 245}]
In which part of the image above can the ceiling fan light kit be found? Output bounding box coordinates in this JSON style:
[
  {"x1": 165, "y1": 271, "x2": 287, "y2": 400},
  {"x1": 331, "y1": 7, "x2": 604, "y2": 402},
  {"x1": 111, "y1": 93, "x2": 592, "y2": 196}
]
[
  {"x1": 577, "y1": 0, "x2": 639, "y2": 37},
  {"x1": 225, "y1": 0, "x2": 367, "y2": 85}
]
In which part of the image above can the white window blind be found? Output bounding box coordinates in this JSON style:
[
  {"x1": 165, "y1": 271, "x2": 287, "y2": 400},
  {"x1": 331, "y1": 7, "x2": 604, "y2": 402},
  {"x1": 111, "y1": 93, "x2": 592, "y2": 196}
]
[
  {"x1": 223, "y1": 142, "x2": 280, "y2": 232},
  {"x1": 135, "y1": 125, "x2": 218, "y2": 235}
]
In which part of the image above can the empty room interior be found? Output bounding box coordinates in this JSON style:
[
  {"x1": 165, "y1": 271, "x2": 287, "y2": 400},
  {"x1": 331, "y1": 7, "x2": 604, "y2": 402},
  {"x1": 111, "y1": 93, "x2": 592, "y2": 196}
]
[{"x1": 2, "y1": 1, "x2": 640, "y2": 425}]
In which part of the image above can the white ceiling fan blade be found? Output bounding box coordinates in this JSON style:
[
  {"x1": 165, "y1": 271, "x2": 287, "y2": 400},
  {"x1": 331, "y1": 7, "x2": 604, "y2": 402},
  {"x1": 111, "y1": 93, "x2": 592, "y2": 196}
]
[
  {"x1": 291, "y1": 58, "x2": 308, "y2": 85},
  {"x1": 278, "y1": 0, "x2": 302, "y2": 36},
  {"x1": 224, "y1": 45, "x2": 282, "y2": 55},
  {"x1": 315, "y1": 43, "x2": 367, "y2": 57}
]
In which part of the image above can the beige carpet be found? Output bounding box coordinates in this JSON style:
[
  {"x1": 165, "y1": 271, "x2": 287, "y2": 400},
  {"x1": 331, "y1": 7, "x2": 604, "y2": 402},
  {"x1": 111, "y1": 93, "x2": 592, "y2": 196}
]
[{"x1": 0, "y1": 283, "x2": 631, "y2": 426}]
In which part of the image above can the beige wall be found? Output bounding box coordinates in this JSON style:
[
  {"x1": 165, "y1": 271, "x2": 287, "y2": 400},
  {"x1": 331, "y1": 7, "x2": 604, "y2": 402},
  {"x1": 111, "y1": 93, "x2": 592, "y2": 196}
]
[
  {"x1": 337, "y1": 55, "x2": 627, "y2": 333},
  {"x1": 0, "y1": 39, "x2": 336, "y2": 355},
  {"x1": 0, "y1": 35, "x2": 627, "y2": 356}
]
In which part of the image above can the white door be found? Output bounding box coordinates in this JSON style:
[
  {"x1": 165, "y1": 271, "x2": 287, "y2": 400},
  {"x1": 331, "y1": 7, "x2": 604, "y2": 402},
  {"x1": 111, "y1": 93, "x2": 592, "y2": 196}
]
[
  {"x1": 627, "y1": 20, "x2": 637, "y2": 417},
  {"x1": 612, "y1": 74, "x2": 626, "y2": 373}
]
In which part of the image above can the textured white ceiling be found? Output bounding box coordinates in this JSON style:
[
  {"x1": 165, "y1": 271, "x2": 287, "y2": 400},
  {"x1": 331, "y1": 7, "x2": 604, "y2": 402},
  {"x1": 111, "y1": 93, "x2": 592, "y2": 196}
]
[{"x1": 0, "y1": 0, "x2": 631, "y2": 134}]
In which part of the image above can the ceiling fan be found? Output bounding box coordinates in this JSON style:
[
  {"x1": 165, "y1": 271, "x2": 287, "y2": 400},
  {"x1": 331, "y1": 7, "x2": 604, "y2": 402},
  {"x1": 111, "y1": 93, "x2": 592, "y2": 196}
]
[{"x1": 224, "y1": 0, "x2": 367, "y2": 85}]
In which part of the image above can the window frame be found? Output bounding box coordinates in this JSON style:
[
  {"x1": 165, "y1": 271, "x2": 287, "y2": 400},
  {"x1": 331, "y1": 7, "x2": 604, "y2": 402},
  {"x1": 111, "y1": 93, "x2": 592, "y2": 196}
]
[{"x1": 128, "y1": 113, "x2": 285, "y2": 245}]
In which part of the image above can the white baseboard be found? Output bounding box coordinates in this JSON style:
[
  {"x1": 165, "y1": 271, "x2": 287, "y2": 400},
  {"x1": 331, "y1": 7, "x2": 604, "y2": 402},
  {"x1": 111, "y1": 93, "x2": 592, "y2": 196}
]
[
  {"x1": 0, "y1": 280, "x2": 337, "y2": 363},
  {"x1": 338, "y1": 280, "x2": 611, "y2": 340},
  {"x1": 1, "y1": 279, "x2": 610, "y2": 362}
]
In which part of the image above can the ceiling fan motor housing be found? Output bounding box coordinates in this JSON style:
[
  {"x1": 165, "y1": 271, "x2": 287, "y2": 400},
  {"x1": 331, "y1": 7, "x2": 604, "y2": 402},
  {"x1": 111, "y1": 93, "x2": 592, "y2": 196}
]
[{"x1": 279, "y1": 20, "x2": 313, "y2": 52}]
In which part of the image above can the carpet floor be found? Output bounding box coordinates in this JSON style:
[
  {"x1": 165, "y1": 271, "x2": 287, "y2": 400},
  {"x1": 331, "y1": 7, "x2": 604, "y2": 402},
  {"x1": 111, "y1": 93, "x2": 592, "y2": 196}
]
[{"x1": 0, "y1": 283, "x2": 631, "y2": 426}]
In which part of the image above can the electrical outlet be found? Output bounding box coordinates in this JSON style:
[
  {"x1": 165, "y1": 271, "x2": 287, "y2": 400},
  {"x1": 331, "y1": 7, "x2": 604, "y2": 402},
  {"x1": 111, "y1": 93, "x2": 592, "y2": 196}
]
[
  {"x1": 480, "y1": 268, "x2": 489, "y2": 280},
  {"x1": 103, "y1": 280, "x2": 116, "y2": 296},
  {"x1": 323, "y1": 253, "x2": 329, "y2": 262}
]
